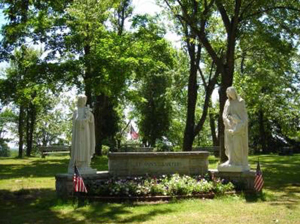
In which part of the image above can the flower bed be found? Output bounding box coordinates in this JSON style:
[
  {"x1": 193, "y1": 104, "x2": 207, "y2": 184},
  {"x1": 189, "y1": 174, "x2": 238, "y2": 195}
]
[{"x1": 86, "y1": 174, "x2": 234, "y2": 199}]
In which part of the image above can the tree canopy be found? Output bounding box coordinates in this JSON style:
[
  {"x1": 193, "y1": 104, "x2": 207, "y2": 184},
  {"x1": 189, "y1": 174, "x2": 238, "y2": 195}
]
[{"x1": 0, "y1": 0, "x2": 299, "y2": 157}]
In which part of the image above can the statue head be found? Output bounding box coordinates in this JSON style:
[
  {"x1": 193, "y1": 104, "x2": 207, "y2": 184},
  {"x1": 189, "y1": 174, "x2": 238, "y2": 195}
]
[
  {"x1": 226, "y1": 87, "x2": 239, "y2": 101},
  {"x1": 77, "y1": 94, "x2": 87, "y2": 107}
]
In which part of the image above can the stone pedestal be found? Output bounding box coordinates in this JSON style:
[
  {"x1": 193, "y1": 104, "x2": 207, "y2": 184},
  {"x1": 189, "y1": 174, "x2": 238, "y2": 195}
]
[
  {"x1": 67, "y1": 166, "x2": 97, "y2": 175},
  {"x1": 55, "y1": 171, "x2": 109, "y2": 197},
  {"x1": 108, "y1": 152, "x2": 209, "y2": 176},
  {"x1": 56, "y1": 152, "x2": 210, "y2": 197},
  {"x1": 218, "y1": 162, "x2": 250, "y2": 172},
  {"x1": 209, "y1": 169, "x2": 256, "y2": 192}
]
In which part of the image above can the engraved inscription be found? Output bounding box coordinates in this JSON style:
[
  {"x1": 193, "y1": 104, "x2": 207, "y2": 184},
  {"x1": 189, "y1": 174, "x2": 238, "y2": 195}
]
[{"x1": 133, "y1": 161, "x2": 182, "y2": 167}]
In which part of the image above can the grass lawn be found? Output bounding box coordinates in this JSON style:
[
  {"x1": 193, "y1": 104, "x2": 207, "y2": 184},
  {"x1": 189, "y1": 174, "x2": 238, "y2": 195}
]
[{"x1": 0, "y1": 153, "x2": 299, "y2": 224}]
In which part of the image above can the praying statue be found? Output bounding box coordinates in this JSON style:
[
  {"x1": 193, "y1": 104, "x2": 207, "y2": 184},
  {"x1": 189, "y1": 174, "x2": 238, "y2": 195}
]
[
  {"x1": 218, "y1": 87, "x2": 250, "y2": 172},
  {"x1": 68, "y1": 94, "x2": 97, "y2": 174}
]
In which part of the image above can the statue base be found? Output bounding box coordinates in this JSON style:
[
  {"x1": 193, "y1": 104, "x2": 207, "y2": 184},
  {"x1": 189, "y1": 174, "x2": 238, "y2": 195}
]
[
  {"x1": 68, "y1": 166, "x2": 97, "y2": 175},
  {"x1": 218, "y1": 161, "x2": 250, "y2": 172},
  {"x1": 56, "y1": 171, "x2": 109, "y2": 197},
  {"x1": 210, "y1": 169, "x2": 256, "y2": 192}
]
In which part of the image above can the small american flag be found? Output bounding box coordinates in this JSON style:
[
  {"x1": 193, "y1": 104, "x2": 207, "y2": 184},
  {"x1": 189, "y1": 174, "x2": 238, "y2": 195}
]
[
  {"x1": 74, "y1": 165, "x2": 88, "y2": 193},
  {"x1": 130, "y1": 125, "x2": 139, "y2": 140},
  {"x1": 254, "y1": 160, "x2": 264, "y2": 192}
]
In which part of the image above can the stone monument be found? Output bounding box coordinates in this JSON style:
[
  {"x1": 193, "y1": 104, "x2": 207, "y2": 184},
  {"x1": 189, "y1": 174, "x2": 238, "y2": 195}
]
[
  {"x1": 68, "y1": 94, "x2": 97, "y2": 174},
  {"x1": 218, "y1": 87, "x2": 250, "y2": 172},
  {"x1": 108, "y1": 151, "x2": 209, "y2": 176},
  {"x1": 55, "y1": 89, "x2": 255, "y2": 197}
]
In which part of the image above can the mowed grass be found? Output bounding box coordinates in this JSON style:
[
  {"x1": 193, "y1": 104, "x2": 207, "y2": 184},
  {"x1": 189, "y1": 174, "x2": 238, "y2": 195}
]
[{"x1": 0, "y1": 153, "x2": 299, "y2": 224}]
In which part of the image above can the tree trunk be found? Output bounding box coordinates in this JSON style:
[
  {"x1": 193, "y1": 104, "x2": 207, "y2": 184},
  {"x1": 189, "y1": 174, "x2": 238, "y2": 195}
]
[
  {"x1": 26, "y1": 102, "x2": 36, "y2": 157},
  {"x1": 94, "y1": 94, "x2": 118, "y2": 155},
  {"x1": 18, "y1": 105, "x2": 25, "y2": 158},
  {"x1": 183, "y1": 49, "x2": 197, "y2": 151},
  {"x1": 42, "y1": 129, "x2": 47, "y2": 146},
  {"x1": 194, "y1": 70, "x2": 219, "y2": 137},
  {"x1": 218, "y1": 24, "x2": 238, "y2": 161},
  {"x1": 94, "y1": 94, "x2": 105, "y2": 156},
  {"x1": 197, "y1": 0, "x2": 240, "y2": 162},
  {"x1": 259, "y1": 109, "x2": 267, "y2": 153},
  {"x1": 117, "y1": 139, "x2": 121, "y2": 150},
  {"x1": 209, "y1": 108, "x2": 218, "y2": 146},
  {"x1": 26, "y1": 107, "x2": 30, "y2": 156},
  {"x1": 84, "y1": 44, "x2": 93, "y2": 106},
  {"x1": 117, "y1": 0, "x2": 128, "y2": 36}
]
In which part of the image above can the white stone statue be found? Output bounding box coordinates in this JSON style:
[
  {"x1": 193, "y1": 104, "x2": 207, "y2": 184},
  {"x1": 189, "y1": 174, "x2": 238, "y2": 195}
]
[
  {"x1": 218, "y1": 87, "x2": 250, "y2": 172},
  {"x1": 68, "y1": 94, "x2": 96, "y2": 174}
]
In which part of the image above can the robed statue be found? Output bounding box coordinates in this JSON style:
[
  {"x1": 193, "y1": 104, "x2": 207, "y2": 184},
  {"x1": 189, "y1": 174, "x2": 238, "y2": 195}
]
[
  {"x1": 218, "y1": 87, "x2": 250, "y2": 172},
  {"x1": 68, "y1": 94, "x2": 96, "y2": 174}
]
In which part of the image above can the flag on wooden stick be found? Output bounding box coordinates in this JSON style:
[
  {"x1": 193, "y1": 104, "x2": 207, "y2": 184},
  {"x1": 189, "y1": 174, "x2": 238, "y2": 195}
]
[
  {"x1": 130, "y1": 125, "x2": 139, "y2": 140},
  {"x1": 74, "y1": 165, "x2": 88, "y2": 193},
  {"x1": 254, "y1": 159, "x2": 264, "y2": 192}
]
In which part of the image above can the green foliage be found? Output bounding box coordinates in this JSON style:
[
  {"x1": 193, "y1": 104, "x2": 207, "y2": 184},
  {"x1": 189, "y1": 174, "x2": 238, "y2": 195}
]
[
  {"x1": 127, "y1": 15, "x2": 176, "y2": 146},
  {"x1": 0, "y1": 108, "x2": 16, "y2": 157},
  {"x1": 0, "y1": 46, "x2": 52, "y2": 156},
  {"x1": 234, "y1": 16, "x2": 300, "y2": 152},
  {"x1": 164, "y1": 51, "x2": 189, "y2": 147},
  {"x1": 0, "y1": 141, "x2": 10, "y2": 157},
  {"x1": 154, "y1": 139, "x2": 172, "y2": 151},
  {"x1": 162, "y1": 0, "x2": 300, "y2": 153},
  {"x1": 100, "y1": 145, "x2": 110, "y2": 155},
  {"x1": 1, "y1": 0, "x2": 136, "y2": 154},
  {"x1": 1, "y1": 0, "x2": 300, "y2": 153},
  {"x1": 34, "y1": 92, "x2": 74, "y2": 147},
  {"x1": 0, "y1": 108, "x2": 17, "y2": 131},
  {"x1": 1, "y1": 46, "x2": 41, "y2": 103},
  {"x1": 137, "y1": 73, "x2": 172, "y2": 146}
]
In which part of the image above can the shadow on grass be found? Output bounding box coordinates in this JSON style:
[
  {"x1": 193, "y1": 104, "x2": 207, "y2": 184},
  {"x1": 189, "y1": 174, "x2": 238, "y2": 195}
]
[
  {"x1": 77, "y1": 201, "x2": 174, "y2": 223},
  {"x1": 268, "y1": 186, "x2": 300, "y2": 210},
  {"x1": 245, "y1": 154, "x2": 300, "y2": 208},
  {"x1": 243, "y1": 187, "x2": 300, "y2": 210},
  {"x1": 249, "y1": 154, "x2": 300, "y2": 191},
  {"x1": 0, "y1": 188, "x2": 173, "y2": 224},
  {"x1": 0, "y1": 188, "x2": 79, "y2": 224},
  {"x1": 243, "y1": 191, "x2": 267, "y2": 202},
  {"x1": 0, "y1": 158, "x2": 70, "y2": 179},
  {"x1": 1, "y1": 153, "x2": 300, "y2": 218},
  {"x1": 242, "y1": 187, "x2": 300, "y2": 211},
  {"x1": 0, "y1": 156, "x2": 108, "y2": 180}
]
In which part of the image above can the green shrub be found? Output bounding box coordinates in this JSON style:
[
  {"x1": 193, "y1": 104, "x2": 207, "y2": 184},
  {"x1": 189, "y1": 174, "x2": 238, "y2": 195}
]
[
  {"x1": 101, "y1": 145, "x2": 110, "y2": 155},
  {"x1": 0, "y1": 142, "x2": 10, "y2": 157}
]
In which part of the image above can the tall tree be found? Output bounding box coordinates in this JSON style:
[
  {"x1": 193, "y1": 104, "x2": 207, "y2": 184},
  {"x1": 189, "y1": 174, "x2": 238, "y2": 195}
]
[
  {"x1": 138, "y1": 73, "x2": 172, "y2": 147},
  {"x1": 0, "y1": 108, "x2": 16, "y2": 156},
  {"x1": 92, "y1": 0, "x2": 134, "y2": 154},
  {"x1": 0, "y1": 46, "x2": 47, "y2": 157},
  {"x1": 236, "y1": 24, "x2": 300, "y2": 153},
  {"x1": 128, "y1": 14, "x2": 176, "y2": 146},
  {"x1": 167, "y1": 51, "x2": 190, "y2": 147},
  {"x1": 34, "y1": 92, "x2": 74, "y2": 147},
  {"x1": 1, "y1": 0, "x2": 134, "y2": 155},
  {"x1": 162, "y1": 0, "x2": 300, "y2": 160}
]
